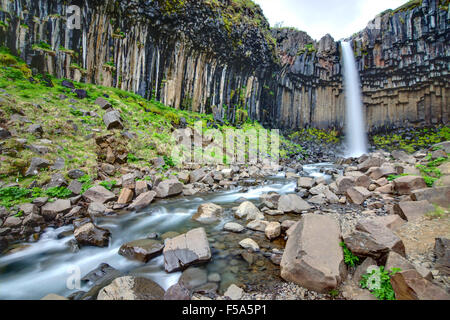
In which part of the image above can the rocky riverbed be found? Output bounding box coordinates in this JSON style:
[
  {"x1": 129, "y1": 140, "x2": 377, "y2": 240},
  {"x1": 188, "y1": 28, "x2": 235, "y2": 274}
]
[{"x1": 0, "y1": 141, "x2": 449, "y2": 301}]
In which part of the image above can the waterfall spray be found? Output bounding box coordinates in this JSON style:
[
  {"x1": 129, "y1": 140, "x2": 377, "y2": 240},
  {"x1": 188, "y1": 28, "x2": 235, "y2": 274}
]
[{"x1": 341, "y1": 41, "x2": 368, "y2": 157}]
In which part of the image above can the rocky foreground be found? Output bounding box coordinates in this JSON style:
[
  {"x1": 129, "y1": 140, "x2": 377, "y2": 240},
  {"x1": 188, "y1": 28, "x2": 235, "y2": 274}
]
[{"x1": 26, "y1": 140, "x2": 450, "y2": 301}]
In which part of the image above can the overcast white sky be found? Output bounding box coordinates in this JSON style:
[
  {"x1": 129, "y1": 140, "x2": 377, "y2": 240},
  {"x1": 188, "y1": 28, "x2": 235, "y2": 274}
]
[{"x1": 254, "y1": 0, "x2": 408, "y2": 41}]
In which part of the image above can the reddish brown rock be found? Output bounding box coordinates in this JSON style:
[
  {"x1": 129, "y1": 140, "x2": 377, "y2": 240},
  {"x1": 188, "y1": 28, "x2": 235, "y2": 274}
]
[
  {"x1": 117, "y1": 188, "x2": 134, "y2": 204},
  {"x1": 393, "y1": 176, "x2": 427, "y2": 195},
  {"x1": 280, "y1": 214, "x2": 346, "y2": 293},
  {"x1": 393, "y1": 200, "x2": 435, "y2": 222},
  {"x1": 346, "y1": 187, "x2": 372, "y2": 205},
  {"x1": 390, "y1": 269, "x2": 450, "y2": 300}
]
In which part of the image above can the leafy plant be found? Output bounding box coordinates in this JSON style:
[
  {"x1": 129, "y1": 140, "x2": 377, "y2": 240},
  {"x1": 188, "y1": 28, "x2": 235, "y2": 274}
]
[
  {"x1": 45, "y1": 187, "x2": 72, "y2": 198},
  {"x1": 78, "y1": 175, "x2": 93, "y2": 194},
  {"x1": 360, "y1": 266, "x2": 401, "y2": 300},
  {"x1": 99, "y1": 180, "x2": 117, "y2": 191},
  {"x1": 127, "y1": 153, "x2": 139, "y2": 163},
  {"x1": 0, "y1": 187, "x2": 32, "y2": 208},
  {"x1": 340, "y1": 242, "x2": 360, "y2": 267}
]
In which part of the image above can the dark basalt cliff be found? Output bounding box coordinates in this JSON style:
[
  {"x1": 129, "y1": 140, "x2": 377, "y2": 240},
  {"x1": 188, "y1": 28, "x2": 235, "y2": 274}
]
[{"x1": 0, "y1": 0, "x2": 448, "y2": 132}]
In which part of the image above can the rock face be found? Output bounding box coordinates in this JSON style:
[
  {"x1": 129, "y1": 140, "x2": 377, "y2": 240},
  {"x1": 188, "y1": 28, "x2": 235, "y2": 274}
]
[
  {"x1": 97, "y1": 276, "x2": 165, "y2": 300},
  {"x1": 192, "y1": 203, "x2": 224, "y2": 224},
  {"x1": 119, "y1": 239, "x2": 164, "y2": 263},
  {"x1": 163, "y1": 228, "x2": 211, "y2": 273},
  {"x1": 280, "y1": 214, "x2": 346, "y2": 293},
  {"x1": 1, "y1": 0, "x2": 446, "y2": 132}
]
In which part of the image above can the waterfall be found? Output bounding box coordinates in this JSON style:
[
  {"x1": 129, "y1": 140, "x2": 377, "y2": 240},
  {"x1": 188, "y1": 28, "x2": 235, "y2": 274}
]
[{"x1": 341, "y1": 41, "x2": 368, "y2": 157}]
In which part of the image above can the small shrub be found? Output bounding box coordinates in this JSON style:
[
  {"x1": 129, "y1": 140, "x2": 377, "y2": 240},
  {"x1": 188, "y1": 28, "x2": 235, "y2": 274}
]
[
  {"x1": 99, "y1": 180, "x2": 117, "y2": 191},
  {"x1": 360, "y1": 266, "x2": 401, "y2": 300},
  {"x1": 45, "y1": 187, "x2": 72, "y2": 198},
  {"x1": 340, "y1": 242, "x2": 360, "y2": 267}
]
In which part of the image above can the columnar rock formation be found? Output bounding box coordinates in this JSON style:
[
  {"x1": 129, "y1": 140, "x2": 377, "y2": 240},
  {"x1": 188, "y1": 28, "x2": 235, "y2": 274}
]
[{"x1": 0, "y1": 0, "x2": 448, "y2": 132}]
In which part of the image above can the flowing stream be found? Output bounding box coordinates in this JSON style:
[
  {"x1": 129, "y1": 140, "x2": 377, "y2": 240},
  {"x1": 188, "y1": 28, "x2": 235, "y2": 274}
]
[
  {"x1": 342, "y1": 41, "x2": 368, "y2": 158},
  {"x1": 0, "y1": 164, "x2": 334, "y2": 300}
]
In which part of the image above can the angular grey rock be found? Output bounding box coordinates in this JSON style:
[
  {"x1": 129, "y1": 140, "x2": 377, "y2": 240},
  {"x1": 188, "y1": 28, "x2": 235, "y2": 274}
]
[
  {"x1": 41, "y1": 199, "x2": 72, "y2": 221},
  {"x1": 97, "y1": 276, "x2": 165, "y2": 300},
  {"x1": 103, "y1": 110, "x2": 124, "y2": 130},
  {"x1": 119, "y1": 239, "x2": 164, "y2": 263},
  {"x1": 280, "y1": 214, "x2": 346, "y2": 293},
  {"x1": 88, "y1": 202, "x2": 107, "y2": 218},
  {"x1": 192, "y1": 203, "x2": 224, "y2": 224},
  {"x1": 278, "y1": 194, "x2": 312, "y2": 213},
  {"x1": 234, "y1": 201, "x2": 264, "y2": 220},
  {"x1": 83, "y1": 186, "x2": 116, "y2": 204},
  {"x1": 163, "y1": 228, "x2": 211, "y2": 273},
  {"x1": 25, "y1": 157, "x2": 51, "y2": 176},
  {"x1": 68, "y1": 180, "x2": 83, "y2": 195},
  {"x1": 68, "y1": 169, "x2": 86, "y2": 179},
  {"x1": 95, "y1": 97, "x2": 112, "y2": 110},
  {"x1": 154, "y1": 179, "x2": 183, "y2": 198},
  {"x1": 74, "y1": 222, "x2": 110, "y2": 247},
  {"x1": 128, "y1": 191, "x2": 156, "y2": 211}
]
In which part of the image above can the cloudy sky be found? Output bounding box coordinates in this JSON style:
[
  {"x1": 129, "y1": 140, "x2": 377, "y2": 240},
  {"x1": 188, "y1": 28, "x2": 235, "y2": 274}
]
[{"x1": 253, "y1": 0, "x2": 408, "y2": 41}]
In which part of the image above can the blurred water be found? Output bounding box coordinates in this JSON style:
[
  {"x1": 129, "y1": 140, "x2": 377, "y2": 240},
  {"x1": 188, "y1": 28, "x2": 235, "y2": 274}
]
[{"x1": 0, "y1": 165, "x2": 330, "y2": 300}]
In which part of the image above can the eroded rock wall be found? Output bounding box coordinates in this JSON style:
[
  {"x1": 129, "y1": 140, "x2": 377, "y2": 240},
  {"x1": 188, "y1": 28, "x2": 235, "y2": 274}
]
[{"x1": 0, "y1": 0, "x2": 448, "y2": 132}]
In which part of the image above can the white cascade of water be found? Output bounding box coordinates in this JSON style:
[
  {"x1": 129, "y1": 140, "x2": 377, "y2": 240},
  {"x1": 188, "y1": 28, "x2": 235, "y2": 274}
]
[{"x1": 341, "y1": 41, "x2": 368, "y2": 157}]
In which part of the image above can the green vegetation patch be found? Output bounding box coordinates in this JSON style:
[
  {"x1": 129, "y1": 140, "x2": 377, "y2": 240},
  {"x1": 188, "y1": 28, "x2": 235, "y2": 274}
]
[{"x1": 360, "y1": 266, "x2": 401, "y2": 300}]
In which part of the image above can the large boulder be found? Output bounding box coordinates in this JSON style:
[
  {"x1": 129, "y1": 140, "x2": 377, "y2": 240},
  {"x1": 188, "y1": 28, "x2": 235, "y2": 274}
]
[
  {"x1": 370, "y1": 165, "x2": 397, "y2": 180},
  {"x1": 390, "y1": 270, "x2": 450, "y2": 300},
  {"x1": 119, "y1": 239, "x2": 164, "y2": 263},
  {"x1": 128, "y1": 191, "x2": 156, "y2": 211},
  {"x1": 41, "y1": 199, "x2": 72, "y2": 221},
  {"x1": 83, "y1": 186, "x2": 116, "y2": 204},
  {"x1": 192, "y1": 203, "x2": 224, "y2": 224},
  {"x1": 117, "y1": 188, "x2": 134, "y2": 204},
  {"x1": 344, "y1": 219, "x2": 406, "y2": 263},
  {"x1": 163, "y1": 228, "x2": 211, "y2": 273},
  {"x1": 357, "y1": 157, "x2": 385, "y2": 172},
  {"x1": 393, "y1": 200, "x2": 435, "y2": 222},
  {"x1": 335, "y1": 176, "x2": 356, "y2": 194},
  {"x1": 392, "y1": 150, "x2": 416, "y2": 164},
  {"x1": 189, "y1": 168, "x2": 207, "y2": 183},
  {"x1": 435, "y1": 238, "x2": 450, "y2": 275},
  {"x1": 25, "y1": 157, "x2": 51, "y2": 176},
  {"x1": 223, "y1": 222, "x2": 244, "y2": 233},
  {"x1": 280, "y1": 214, "x2": 346, "y2": 293},
  {"x1": 297, "y1": 177, "x2": 315, "y2": 189},
  {"x1": 74, "y1": 222, "x2": 110, "y2": 247},
  {"x1": 265, "y1": 222, "x2": 281, "y2": 240},
  {"x1": 393, "y1": 176, "x2": 427, "y2": 195},
  {"x1": 234, "y1": 201, "x2": 264, "y2": 220},
  {"x1": 385, "y1": 251, "x2": 432, "y2": 281},
  {"x1": 346, "y1": 187, "x2": 371, "y2": 205},
  {"x1": 97, "y1": 276, "x2": 165, "y2": 300},
  {"x1": 155, "y1": 179, "x2": 183, "y2": 198},
  {"x1": 278, "y1": 194, "x2": 312, "y2": 213},
  {"x1": 103, "y1": 110, "x2": 123, "y2": 130},
  {"x1": 260, "y1": 192, "x2": 281, "y2": 209},
  {"x1": 411, "y1": 187, "x2": 450, "y2": 208}
]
